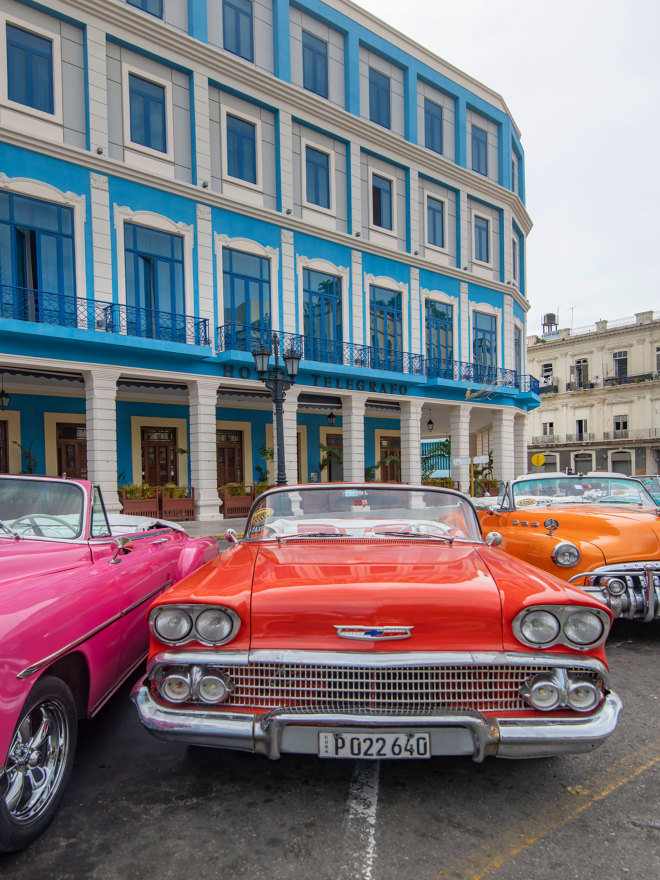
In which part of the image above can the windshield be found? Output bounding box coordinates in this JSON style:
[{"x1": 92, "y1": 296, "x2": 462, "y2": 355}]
[
  {"x1": 0, "y1": 478, "x2": 85, "y2": 539},
  {"x1": 244, "y1": 485, "x2": 482, "y2": 542},
  {"x1": 512, "y1": 475, "x2": 656, "y2": 508}
]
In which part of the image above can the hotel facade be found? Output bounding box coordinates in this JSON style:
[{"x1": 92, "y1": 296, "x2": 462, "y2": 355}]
[{"x1": 0, "y1": 0, "x2": 538, "y2": 520}]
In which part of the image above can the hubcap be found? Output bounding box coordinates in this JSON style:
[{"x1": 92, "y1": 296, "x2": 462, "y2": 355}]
[{"x1": 4, "y1": 699, "x2": 70, "y2": 824}]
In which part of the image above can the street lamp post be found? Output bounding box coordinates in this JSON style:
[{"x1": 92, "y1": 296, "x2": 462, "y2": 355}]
[{"x1": 252, "y1": 332, "x2": 301, "y2": 487}]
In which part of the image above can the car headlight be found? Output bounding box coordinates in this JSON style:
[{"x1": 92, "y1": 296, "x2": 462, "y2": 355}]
[
  {"x1": 566, "y1": 678, "x2": 601, "y2": 712},
  {"x1": 551, "y1": 541, "x2": 581, "y2": 567},
  {"x1": 520, "y1": 609, "x2": 561, "y2": 645},
  {"x1": 195, "y1": 608, "x2": 237, "y2": 645},
  {"x1": 563, "y1": 610, "x2": 604, "y2": 646},
  {"x1": 153, "y1": 607, "x2": 192, "y2": 642}
]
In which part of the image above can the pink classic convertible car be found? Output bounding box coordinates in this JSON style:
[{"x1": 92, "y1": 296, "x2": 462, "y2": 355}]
[{"x1": 0, "y1": 474, "x2": 219, "y2": 852}]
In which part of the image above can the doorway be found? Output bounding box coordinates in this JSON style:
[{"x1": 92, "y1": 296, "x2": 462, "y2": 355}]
[
  {"x1": 57, "y1": 423, "x2": 87, "y2": 479},
  {"x1": 379, "y1": 435, "x2": 401, "y2": 482},
  {"x1": 217, "y1": 430, "x2": 244, "y2": 486},
  {"x1": 141, "y1": 427, "x2": 178, "y2": 487}
]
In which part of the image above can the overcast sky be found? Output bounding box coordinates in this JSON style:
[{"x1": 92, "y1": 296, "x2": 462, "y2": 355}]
[{"x1": 356, "y1": 0, "x2": 660, "y2": 335}]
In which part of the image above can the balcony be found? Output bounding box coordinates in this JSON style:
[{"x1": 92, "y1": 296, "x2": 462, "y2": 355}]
[
  {"x1": 0, "y1": 285, "x2": 209, "y2": 346},
  {"x1": 603, "y1": 428, "x2": 660, "y2": 441},
  {"x1": 564, "y1": 433, "x2": 595, "y2": 443},
  {"x1": 603, "y1": 373, "x2": 655, "y2": 386},
  {"x1": 531, "y1": 434, "x2": 562, "y2": 445},
  {"x1": 216, "y1": 323, "x2": 540, "y2": 393},
  {"x1": 539, "y1": 382, "x2": 559, "y2": 394}
]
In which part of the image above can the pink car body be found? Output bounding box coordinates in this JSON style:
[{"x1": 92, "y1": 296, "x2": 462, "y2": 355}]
[{"x1": 0, "y1": 475, "x2": 219, "y2": 852}]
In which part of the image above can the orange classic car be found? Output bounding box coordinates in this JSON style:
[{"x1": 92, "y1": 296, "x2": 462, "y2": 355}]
[
  {"x1": 132, "y1": 483, "x2": 621, "y2": 762},
  {"x1": 476, "y1": 472, "x2": 660, "y2": 622}
]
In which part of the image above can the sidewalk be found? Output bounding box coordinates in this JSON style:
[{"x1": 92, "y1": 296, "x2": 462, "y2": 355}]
[{"x1": 180, "y1": 516, "x2": 247, "y2": 539}]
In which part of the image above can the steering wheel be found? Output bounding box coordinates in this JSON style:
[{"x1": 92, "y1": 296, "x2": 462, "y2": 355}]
[{"x1": 8, "y1": 514, "x2": 78, "y2": 536}]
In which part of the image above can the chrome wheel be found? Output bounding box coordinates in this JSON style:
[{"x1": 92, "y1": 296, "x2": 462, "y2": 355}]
[{"x1": 4, "y1": 697, "x2": 71, "y2": 824}]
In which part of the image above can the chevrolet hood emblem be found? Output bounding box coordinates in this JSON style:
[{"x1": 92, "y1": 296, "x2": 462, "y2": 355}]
[{"x1": 334, "y1": 625, "x2": 414, "y2": 641}]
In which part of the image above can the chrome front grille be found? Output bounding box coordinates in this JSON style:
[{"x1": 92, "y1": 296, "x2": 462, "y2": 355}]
[{"x1": 160, "y1": 662, "x2": 602, "y2": 713}]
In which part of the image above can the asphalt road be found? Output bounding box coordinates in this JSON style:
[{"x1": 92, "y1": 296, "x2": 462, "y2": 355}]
[{"x1": 1, "y1": 619, "x2": 658, "y2": 880}]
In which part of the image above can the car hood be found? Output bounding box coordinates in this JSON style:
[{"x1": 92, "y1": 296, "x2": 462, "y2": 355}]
[
  {"x1": 520, "y1": 504, "x2": 660, "y2": 564},
  {"x1": 249, "y1": 540, "x2": 503, "y2": 651},
  {"x1": 0, "y1": 540, "x2": 90, "y2": 594}
]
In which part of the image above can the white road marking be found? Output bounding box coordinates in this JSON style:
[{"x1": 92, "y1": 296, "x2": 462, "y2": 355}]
[{"x1": 340, "y1": 760, "x2": 381, "y2": 880}]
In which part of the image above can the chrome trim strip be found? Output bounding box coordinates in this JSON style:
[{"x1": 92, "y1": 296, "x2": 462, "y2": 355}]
[
  {"x1": 131, "y1": 681, "x2": 621, "y2": 762},
  {"x1": 17, "y1": 580, "x2": 172, "y2": 679},
  {"x1": 147, "y1": 650, "x2": 250, "y2": 675}
]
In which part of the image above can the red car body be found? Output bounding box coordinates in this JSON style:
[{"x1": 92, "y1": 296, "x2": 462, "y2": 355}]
[{"x1": 133, "y1": 484, "x2": 621, "y2": 764}]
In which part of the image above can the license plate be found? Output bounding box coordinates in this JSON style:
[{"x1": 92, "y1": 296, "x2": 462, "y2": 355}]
[{"x1": 318, "y1": 730, "x2": 430, "y2": 759}]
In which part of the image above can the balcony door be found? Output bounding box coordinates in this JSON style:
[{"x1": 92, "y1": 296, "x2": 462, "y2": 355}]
[
  {"x1": 124, "y1": 223, "x2": 184, "y2": 341},
  {"x1": 217, "y1": 430, "x2": 243, "y2": 486},
  {"x1": 370, "y1": 285, "x2": 402, "y2": 371},
  {"x1": 57, "y1": 423, "x2": 87, "y2": 479},
  {"x1": 141, "y1": 427, "x2": 178, "y2": 488},
  {"x1": 426, "y1": 300, "x2": 453, "y2": 377},
  {"x1": 303, "y1": 269, "x2": 342, "y2": 363}
]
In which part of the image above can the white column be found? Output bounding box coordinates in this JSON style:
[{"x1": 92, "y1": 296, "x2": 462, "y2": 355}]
[
  {"x1": 196, "y1": 204, "x2": 215, "y2": 338},
  {"x1": 279, "y1": 111, "x2": 294, "y2": 216},
  {"x1": 350, "y1": 144, "x2": 363, "y2": 235},
  {"x1": 90, "y1": 174, "x2": 112, "y2": 307},
  {"x1": 460, "y1": 281, "x2": 469, "y2": 364},
  {"x1": 279, "y1": 386, "x2": 300, "y2": 484},
  {"x1": 341, "y1": 393, "x2": 368, "y2": 481},
  {"x1": 281, "y1": 229, "x2": 295, "y2": 333},
  {"x1": 514, "y1": 411, "x2": 528, "y2": 479},
  {"x1": 87, "y1": 26, "x2": 108, "y2": 154},
  {"x1": 351, "y1": 250, "x2": 364, "y2": 345},
  {"x1": 84, "y1": 369, "x2": 120, "y2": 513},
  {"x1": 409, "y1": 266, "x2": 421, "y2": 355},
  {"x1": 188, "y1": 378, "x2": 221, "y2": 522},
  {"x1": 450, "y1": 404, "x2": 471, "y2": 492},
  {"x1": 193, "y1": 71, "x2": 212, "y2": 186},
  {"x1": 493, "y1": 407, "x2": 516, "y2": 483},
  {"x1": 400, "y1": 397, "x2": 424, "y2": 484}
]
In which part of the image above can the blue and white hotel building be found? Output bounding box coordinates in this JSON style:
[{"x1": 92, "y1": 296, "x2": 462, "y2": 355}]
[{"x1": 0, "y1": 0, "x2": 539, "y2": 520}]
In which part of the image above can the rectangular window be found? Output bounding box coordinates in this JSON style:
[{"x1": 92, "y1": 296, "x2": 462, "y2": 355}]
[
  {"x1": 0, "y1": 191, "x2": 76, "y2": 325},
  {"x1": 656, "y1": 345, "x2": 660, "y2": 374},
  {"x1": 613, "y1": 415, "x2": 628, "y2": 432},
  {"x1": 424, "y1": 98, "x2": 443, "y2": 154},
  {"x1": 124, "y1": 223, "x2": 184, "y2": 339},
  {"x1": 6, "y1": 23, "x2": 54, "y2": 114},
  {"x1": 302, "y1": 31, "x2": 328, "y2": 98},
  {"x1": 369, "y1": 68, "x2": 390, "y2": 129},
  {"x1": 223, "y1": 0, "x2": 253, "y2": 62},
  {"x1": 576, "y1": 419, "x2": 588, "y2": 438},
  {"x1": 574, "y1": 358, "x2": 589, "y2": 388},
  {"x1": 426, "y1": 196, "x2": 445, "y2": 249},
  {"x1": 613, "y1": 350, "x2": 628, "y2": 379},
  {"x1": 474, "y1": 216, "x2": 489, "y2": 263},
  {"x1": 303, "y1": 269, "x2": 342, "y2": 363},
  {"x1": 471, "y1": 125, "x2": 488, "y2": 176},
  {"x1": 226, "y1": 114, "x2": 257, "y2": 184},
  {"x1": 305, "y1": 146, "x2": 331, "y2": 209},
  {"x1": 425, "y1": 300, "x2": 453, "y2": 366},
  {"x1": 127, "y1": 0, "x2": 163, "y2": 16},
  {"x1": 514, "y1": 325, "x2": 522, "y2": 376},
  {"x1": 542, "y1": 422, "x2": 554, "y2": 436},
  {"x1": 511, "y1": 154, "x2": 518, "y2": 194},
  {"x1": 370, "y1": 285, "x2": 402, "y2": 369},
  {"x1": 222, "y1": 249, "x2": 271, "y2": 340},
  {"x1": 472, "y1": 311, "x2": 497, "y2": 372},
  {"x1": 541, "y1": 363, "x2": 554, "y2": 380},
  {"x1": 512, "y1": 236, "x2": 518, "y2": 281},
  {"x1": 129, "y1": 74, "x2": 166, "y2": 153},
  {"x1": 372, "y1": 174, "x2": 392, "y2": 230}
]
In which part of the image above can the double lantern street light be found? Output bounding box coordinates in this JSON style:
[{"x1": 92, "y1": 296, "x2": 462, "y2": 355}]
[{"x1": 251, "y1": 333, "x2": 301, "y2": 487}]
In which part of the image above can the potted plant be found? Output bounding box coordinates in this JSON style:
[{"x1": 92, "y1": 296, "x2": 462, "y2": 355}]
[
  {"x1": 160, "y1": 484, "x2": 195, "y2": 521},
  {"x1": 120, "y1": 484, "x2": 159, "y2": 517}
]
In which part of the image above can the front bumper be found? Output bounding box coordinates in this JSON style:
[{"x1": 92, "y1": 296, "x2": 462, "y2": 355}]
[
  {"x1": 131, "y1": 680, "x2": 622, "y2": 761},
  {"x1": 570, "y1": 561, "x2": 660, "y2": 621}
]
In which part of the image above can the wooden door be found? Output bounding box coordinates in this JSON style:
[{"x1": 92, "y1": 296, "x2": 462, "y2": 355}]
[
  {"x1": 217, "y1": 430, "x2": 243, "y2": 486},
  {"x1": 379, "y1": 435, "x2": 401, "y2": 482},
  {"x1": 326, "y1": 433, "x2": 343, "y2": 482},
  {"x1": 57, "y1": 423, "x2": 87, "y2": 479},
  {"x1": 141, "y1": 427, "x2": 178, "y2": 487},
  {"x1": 0, "y1": 421, "x2": 7, "y2": 474}
]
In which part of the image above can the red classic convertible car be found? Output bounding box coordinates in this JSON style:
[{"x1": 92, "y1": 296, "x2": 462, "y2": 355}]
[
  {"x1": 133, "y1": 484, "x2": 621, "y2": 763},
  {"x1": 0, "y1": 475, "x2": 219, "y2": 852}
]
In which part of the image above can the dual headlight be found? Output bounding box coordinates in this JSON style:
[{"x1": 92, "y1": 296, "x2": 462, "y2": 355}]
[
  {"x1": 149, "y1": 604, "x2": 240, "y2": 646},
  {"x1": 513, "y1": 605, "x2": 610, "y2": 650},
  {"x1": 521, "y1": 671, "x2": 603, "y2": 713}
]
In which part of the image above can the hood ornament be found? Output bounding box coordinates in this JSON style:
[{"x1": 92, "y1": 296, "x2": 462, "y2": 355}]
[{"x1": 334, "y1": 625, "x2": 413, "y2": 641}]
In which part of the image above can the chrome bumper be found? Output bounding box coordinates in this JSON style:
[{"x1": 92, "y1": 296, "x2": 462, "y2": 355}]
[
  {"x1": 570, "y1": 562, "x2": 660, "y2": 621},
  {"x1": 131, "y1": 680, "x2": 622, "y2": 762}
]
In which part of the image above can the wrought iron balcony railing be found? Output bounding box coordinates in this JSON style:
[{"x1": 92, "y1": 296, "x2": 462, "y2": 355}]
[
  {"x1": 530, "y1": 435, "x2": 562, "y2": 445},
  {"x1": 216, "y1": 324, "x2": 540, "y2": 393},
  {"x1": 565, "y1": 433, "x2": 596, "y2": 443},
  {"x1": 0, "y1": 285, "x2": 209, "y2": 346}
]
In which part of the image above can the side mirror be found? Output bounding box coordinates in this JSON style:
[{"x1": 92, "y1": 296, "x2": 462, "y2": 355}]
[
  {"x1": 485, "y1": 531, "x2": 503, "y2": 547},
  {"x1": 224, "y1": 529, "x2": 238, "y2": 544},
  {"x1": 109, "y1": 535, "x2": 133, "y2": 564}
]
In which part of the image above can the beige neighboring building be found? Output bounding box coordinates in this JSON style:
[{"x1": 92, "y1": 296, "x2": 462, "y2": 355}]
[{"x1": 526, "y1": 311, "x2": 660, "y2": 476}]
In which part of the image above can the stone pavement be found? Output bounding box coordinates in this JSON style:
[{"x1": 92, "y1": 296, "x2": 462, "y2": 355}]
[{"x1": 179, "y1": 516, "x2": 247, "y2": 539}]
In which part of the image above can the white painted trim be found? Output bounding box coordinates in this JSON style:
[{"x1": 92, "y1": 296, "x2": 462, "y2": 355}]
[
  {"x1": 216, "y1": 418, "x2": 253, "y2": 484},
  {"x1": 513, "y1": 316, "x2": 524, "y2": 374},
  {"x1": 130, "y1": 415, "x2": 189, "y2": 486},
  {"x1": 215, "y1": 234, "x2": 280, "y2": 335},
  {"x1": 368, "y1": 167, "x2": 397, "y2": 238},
  {"x1": 295, "y1": 255, "x2": 349, "y2": 345},
  {"x1": 469, "y1": 300, "x2": 503, "y2": 369},
  {"x1": 0, "y1": 410, "x2": 22, "y2": 473},
  {"x1": 300, "y1": 137, "x2": 335, "y2": 216},
  {"x1": 472, "y1": 210, "x2": 493, "y2": 267},
  {"x1": 421, "y1": 288, "x2": 459, "y2": 362},
  {"x1": 0, "y1": 12, "x2": 63, "y2": 126},
  {"x1": 113, "y1": 205, "x2": 194, "y2": 316},
  {"x1": 121, "y1": 62, "x2": 175, "y2": 162},
  {"x1": 319, "y1": 424, "x2": 342, "y2": 483},
  {"x1": 0, "y1": 173, "x2": 87, "y2": 300},
  {"x1": 220, "y1": 104, "x2": 263, "y2": 193}
]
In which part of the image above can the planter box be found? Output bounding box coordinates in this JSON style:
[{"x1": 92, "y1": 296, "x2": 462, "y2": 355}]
[
  {"x1": 121, "y1": 496, "x2": 159, "y2": 518},
  {"x1": 161, "y1": 488, "x2": 195, "y2": 522},
  {"x1": 220, "y1": 485, "x2": 254, "y2": 518}
]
